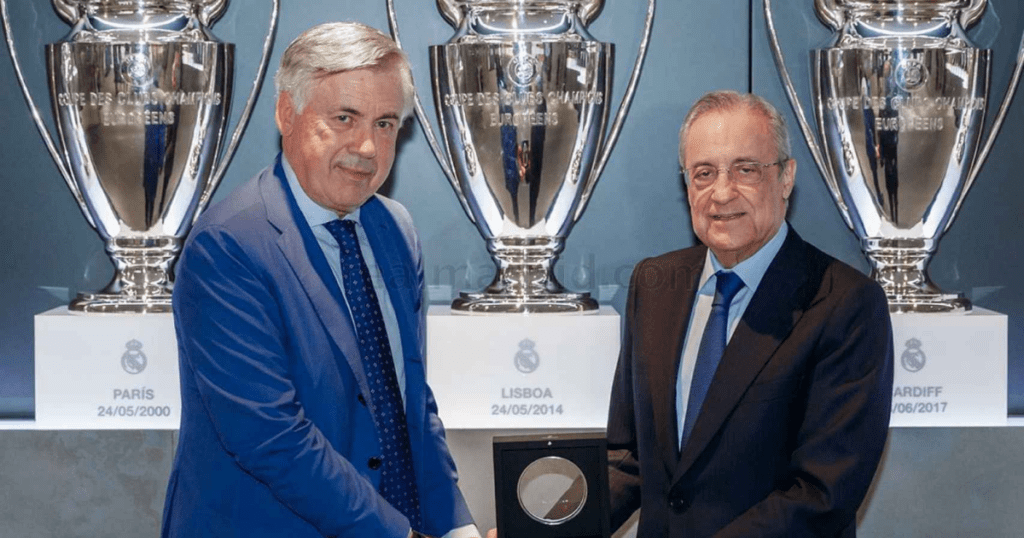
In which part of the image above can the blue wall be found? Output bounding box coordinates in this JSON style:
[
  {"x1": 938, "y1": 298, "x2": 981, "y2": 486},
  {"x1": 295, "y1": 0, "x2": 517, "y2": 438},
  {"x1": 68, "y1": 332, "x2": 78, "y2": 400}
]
[{"x1": 2, "y1": 0, "x2": 1022, "y2": 416}]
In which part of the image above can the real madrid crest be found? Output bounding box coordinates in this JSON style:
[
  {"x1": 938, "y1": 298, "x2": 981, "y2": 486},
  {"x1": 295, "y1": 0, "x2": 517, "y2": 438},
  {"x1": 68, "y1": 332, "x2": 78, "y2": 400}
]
[
  {"x1": 121, "y1": 339, "x2": 148, "y2": 375},
  {"x1": 515, "y1": 339, "x2": 540, "y2": 374},
  {"x1": 901, "y1": 337, "x2": 926, "y2": 373}
]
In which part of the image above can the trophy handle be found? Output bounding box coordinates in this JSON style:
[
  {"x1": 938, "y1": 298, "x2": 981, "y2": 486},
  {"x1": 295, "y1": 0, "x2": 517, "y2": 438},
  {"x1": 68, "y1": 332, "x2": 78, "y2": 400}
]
[
  {"x1": 387, "y1": 0, "x2": 477, "y2": 223},
  {"x1": 192, "y1": 0, "x2": 279, "y2": 222},
  {"x1": 764, "y1": 0, "x2": 854, "y2": 230},
  {"x1": 0, "y1": 0, "x2": 95, "y2": 228},
  {"x1": 572, "y1": 0, "x2": 655, "y2": 224},
  {"x1": 436, "y1": 0, "x2": 461, "y2": 28},
  {"x1": 961, "y1": 0, "x2": 986, "y2": 29},
  {"x1": 946, "y1": 26, "x2": 1024, "y2": 233},
  {"x1": 52, "y1": 0, "x2": 78, "y2": 24},
  {"x1": 199, "y1": 0, "x2": 230, "y2": 27},
  {"x1": 579, "y1": 0, "x2": 602, "y2": 26},
  {"x1": 813, "y1": 0, "x2": 843, "y2": 30}
]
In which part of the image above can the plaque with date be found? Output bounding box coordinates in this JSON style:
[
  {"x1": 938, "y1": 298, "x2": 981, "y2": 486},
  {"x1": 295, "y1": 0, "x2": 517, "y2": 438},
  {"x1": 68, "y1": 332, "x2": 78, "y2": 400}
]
[{"x1": 493, "y1": 433, "x2": 609, "y2": 538}]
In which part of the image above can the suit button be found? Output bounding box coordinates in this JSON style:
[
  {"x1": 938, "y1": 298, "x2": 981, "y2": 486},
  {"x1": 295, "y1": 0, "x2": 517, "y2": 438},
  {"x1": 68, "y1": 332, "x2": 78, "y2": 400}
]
[
  {"x1": 357, "y1": 393, "x2": 367, "y2": 406},
  {"x1": 368, "y1": 457, "x2": 382, "y2": 470},
  {"x1": 669, "y1": 497, "x2": 686, "y2": 512}
]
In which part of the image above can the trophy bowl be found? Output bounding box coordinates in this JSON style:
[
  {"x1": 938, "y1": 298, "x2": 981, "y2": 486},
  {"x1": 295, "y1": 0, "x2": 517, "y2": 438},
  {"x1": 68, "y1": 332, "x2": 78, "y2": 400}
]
[
  {"x1": 1, "y1": 0, "x2": 278, "y2": 313},
  {"x1": 389, "y1": 0, "x2": 654, "y2": 314},
  {"x1": 766, "y1": 0, "x2": 1024, "y2": 312}
]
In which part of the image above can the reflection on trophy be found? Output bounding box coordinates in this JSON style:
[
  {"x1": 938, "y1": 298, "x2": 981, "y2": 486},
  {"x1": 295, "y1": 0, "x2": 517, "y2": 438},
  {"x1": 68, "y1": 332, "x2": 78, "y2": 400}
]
[
  {"x1": 766, "y1": 0, "x2": 1024, "y2": 312},
  {"x1": 0, "y1": 0, "x2": 278, "y2": 313},
  {"x1": 388, "y1": 0, "x2": 654, "y2": 313}
]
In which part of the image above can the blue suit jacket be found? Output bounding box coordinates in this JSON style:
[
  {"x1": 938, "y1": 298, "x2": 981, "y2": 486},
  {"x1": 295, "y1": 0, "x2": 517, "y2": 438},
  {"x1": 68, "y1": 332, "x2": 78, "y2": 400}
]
[{"x1": 162, "y1": 157, "x2": 473, "y2": 538}]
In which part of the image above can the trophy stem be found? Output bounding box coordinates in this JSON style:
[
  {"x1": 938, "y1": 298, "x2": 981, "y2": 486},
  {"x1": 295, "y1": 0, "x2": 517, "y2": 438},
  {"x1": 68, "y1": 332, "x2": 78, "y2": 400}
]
[
  {"x1": 452, "y1": 237, "x2": 597, "y2": 314},
  {"x1": 863, "y1": 238, "x2": 970, "y2": 313},
  {"x1": 69, "y1": 237, "x2": 179, "y2": 314}
]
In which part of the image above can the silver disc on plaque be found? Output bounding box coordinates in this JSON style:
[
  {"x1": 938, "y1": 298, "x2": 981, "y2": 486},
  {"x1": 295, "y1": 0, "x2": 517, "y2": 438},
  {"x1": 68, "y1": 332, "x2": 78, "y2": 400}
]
[
  {"x1": 765, "y1": 0, "x2": 1024, "y2": 312},
  {"x1": 0, "y1": 0, "x2": 279, "y2": 313},
  {"x1": 388, "y1": 0, "x2": 655, "y2": 313},
  {"x1": 492, "y1": 433, "x2": 610, "y2": 537},
  {"x1": 517, "y1": 456, "x2": 588, "y2": 525}
]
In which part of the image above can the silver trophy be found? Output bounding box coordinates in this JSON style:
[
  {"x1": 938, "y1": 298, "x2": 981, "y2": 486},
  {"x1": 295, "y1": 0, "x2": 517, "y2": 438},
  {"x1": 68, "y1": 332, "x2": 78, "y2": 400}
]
[
  {"x1": 388, "y1": 0, "x2": 654, "y2": 313},
  {"x1": 766, "y1": 0, "x2": 1024, "y2": 312},
  {"x1": 1, "y1": 0, "x2": 278, "y2": 313}
]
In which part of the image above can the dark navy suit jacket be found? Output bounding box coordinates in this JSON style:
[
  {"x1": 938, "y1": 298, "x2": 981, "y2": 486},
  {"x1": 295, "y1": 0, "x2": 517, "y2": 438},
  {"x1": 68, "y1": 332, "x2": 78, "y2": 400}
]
[
  {"x1": 162, "y1": 157, "x2": 473, "y2": 537},
  {"x1": 607, "y1": 227, "x2": 893, "y2": 537}
]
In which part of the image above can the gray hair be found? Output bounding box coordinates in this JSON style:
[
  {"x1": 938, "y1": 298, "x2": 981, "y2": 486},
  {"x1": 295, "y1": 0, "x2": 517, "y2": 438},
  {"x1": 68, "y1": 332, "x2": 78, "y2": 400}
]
[
  {"x1": 275, "y1": 21, "x2": 415, "y2": 120},
  {"x1": 678, "y1": 90, "x2": 791, "y2": 168}
]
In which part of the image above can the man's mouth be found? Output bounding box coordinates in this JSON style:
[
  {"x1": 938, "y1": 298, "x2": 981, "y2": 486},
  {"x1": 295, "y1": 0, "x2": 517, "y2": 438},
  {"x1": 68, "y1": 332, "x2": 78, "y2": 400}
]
[
  {"x1": 335, "y1": 164, "x2": 375, "y2": 181},
  {"x1": 711, "y1": 212, "x2": 744, "y2": 221}
]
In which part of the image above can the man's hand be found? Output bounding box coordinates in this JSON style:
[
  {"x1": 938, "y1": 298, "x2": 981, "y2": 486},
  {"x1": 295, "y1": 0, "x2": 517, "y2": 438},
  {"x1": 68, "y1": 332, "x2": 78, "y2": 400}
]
[{"x1": 485, "y1": 529, "x2": 497, "y2": 538}]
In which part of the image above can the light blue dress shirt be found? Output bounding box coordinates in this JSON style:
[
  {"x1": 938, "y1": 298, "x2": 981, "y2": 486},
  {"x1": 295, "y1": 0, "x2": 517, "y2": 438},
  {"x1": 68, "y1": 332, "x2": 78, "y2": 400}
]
[
  {"x1": 281, "y1": 157, "x2": 406, "y2": 403},
  {"x1": 283, "y1": 158, "x2": 482, "y2": 538},
  {"x1": 676, "y1": 221, "x2": 789, "y2": 448},
  {"x1": 284, "y1": 157, "x2": 483, "y2": 538}
]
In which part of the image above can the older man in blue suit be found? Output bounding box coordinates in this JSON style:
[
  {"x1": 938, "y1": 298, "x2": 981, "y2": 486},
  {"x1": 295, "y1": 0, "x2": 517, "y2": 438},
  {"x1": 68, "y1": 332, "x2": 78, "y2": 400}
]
[{"x1": 161, "y1": 22, "x2": 478, "y2": 538}]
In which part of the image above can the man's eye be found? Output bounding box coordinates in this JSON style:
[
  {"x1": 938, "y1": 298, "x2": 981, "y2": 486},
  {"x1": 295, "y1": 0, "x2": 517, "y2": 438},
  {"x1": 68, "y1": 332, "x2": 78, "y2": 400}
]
[
  {"x1": 693, "y1": 168, "x2": 714, "y2": 179},
  {"x1": 736, "y1": 164, "x2": 758, "y2": 175},
  {"x1": 336, "y1": 115, "x2": 351, "y2": 123},
  {"x1": 376, "y1": 120, "x2": 395, "y2": 130}
]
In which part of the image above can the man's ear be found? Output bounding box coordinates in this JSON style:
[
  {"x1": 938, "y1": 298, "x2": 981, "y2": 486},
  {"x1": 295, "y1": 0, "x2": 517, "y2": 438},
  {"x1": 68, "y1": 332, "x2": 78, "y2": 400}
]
[
  {"x1": 275, "y1": 92, "x2": 295, "y2": 137},
  {"x1": 782, "y1": 158, "x2": 797, "y2": 200}
]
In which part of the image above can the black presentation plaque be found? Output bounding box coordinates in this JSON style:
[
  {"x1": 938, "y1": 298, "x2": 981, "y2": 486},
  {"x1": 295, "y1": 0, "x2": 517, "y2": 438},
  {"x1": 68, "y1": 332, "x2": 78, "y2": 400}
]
[{"x1": 493, "y1": 432, "x2": 610, "y2": 538}]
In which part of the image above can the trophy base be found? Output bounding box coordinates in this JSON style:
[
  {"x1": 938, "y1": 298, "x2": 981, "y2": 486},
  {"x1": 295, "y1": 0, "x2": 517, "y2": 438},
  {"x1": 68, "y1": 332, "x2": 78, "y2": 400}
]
[
  {"x1": 452, "y1": 291, "x2": 598, "y2": 315},
  {"x1": 865, "y1": 238, "x2": 972, "y2": 314},
  {"x1": 886, "y1": 292, "x2": 972, "y2": 314},
  {"x1": 454, "y1": 237, "x2": 598, "y2": 314},
  {"x1": 69, "y1": 293, "x2": 172, "y2": 314},
  {"x1": 69, "y1": 237, "x2": 179, "y2": 313}
]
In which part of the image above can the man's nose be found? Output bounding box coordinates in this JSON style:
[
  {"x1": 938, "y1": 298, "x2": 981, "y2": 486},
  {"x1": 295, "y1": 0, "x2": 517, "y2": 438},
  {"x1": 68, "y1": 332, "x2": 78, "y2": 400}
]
[
  {"x1": 709, "y1": 170, "x2": 737, "y2": 201},
  {"x1": 351, "y1": 124, "x2": 377, "y2": 158}
]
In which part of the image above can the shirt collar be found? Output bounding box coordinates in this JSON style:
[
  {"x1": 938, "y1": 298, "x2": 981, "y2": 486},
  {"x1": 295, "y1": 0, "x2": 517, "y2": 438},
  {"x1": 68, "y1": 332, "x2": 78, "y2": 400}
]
[
  {"x1": 281, "y1": 154, "x2": 362, "y2": 227},
  {"x1": 698, "y1": 220, "x2": 789, "y2": 294}
]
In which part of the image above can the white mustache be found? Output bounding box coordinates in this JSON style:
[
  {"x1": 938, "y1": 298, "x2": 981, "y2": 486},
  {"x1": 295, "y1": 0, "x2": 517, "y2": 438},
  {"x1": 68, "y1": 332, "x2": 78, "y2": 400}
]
[{"x1": 334, "y1": 154, "x2": 375, "y2": 174}]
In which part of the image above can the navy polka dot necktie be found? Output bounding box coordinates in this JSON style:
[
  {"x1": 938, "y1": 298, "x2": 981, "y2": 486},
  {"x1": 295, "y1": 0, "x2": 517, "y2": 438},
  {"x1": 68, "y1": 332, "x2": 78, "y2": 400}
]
[
  {"x1": 324, "y1": 219, "x2": 423, "y2": 530},
  {"x1": 681, "y1": 271, "x2": 745, "y2": 450}
]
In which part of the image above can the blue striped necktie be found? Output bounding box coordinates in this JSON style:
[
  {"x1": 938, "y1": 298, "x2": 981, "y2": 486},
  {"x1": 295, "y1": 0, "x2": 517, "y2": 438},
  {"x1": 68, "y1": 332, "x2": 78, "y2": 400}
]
[
  {"x1": 681, "y1": 271, "x2": 745, "y2": 450},
  {"x1": 324, "y1": 219, "x2": 423, "y2": 530}
]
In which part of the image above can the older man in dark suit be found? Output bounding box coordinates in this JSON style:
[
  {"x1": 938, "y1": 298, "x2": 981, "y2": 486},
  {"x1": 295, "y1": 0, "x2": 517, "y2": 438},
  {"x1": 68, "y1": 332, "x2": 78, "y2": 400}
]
[{"x1": 606, "y1": 90, "x2": 893, "y2": 537}]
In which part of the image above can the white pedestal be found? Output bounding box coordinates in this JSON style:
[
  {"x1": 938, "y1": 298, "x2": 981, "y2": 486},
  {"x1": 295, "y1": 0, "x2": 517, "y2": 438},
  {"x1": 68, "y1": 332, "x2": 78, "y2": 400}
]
[
  {"x1": 426, "y1": 305, "x2": 620, "y2": 429},
  {"x1": 34, "y1": 307, "x2": 180, "y2": 429},
  {"x1": 889, "y1": 308, "x2": 1007, "y2": 427}
]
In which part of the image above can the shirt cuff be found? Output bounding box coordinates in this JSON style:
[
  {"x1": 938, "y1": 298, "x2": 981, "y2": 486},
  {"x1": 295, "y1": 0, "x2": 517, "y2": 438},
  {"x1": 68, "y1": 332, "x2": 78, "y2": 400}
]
[{"x1": 443, "y1": 524, "x2": 482, "y2": 538}]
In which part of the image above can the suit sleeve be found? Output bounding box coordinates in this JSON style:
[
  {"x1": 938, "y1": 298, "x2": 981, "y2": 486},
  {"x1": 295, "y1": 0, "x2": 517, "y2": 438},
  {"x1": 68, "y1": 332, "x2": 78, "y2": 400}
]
[
  {"x1": 714, "y1": 278, "x2": 894, "y2": 538},
  {"x1": 174, "y1": 225, "x2": 410, "y2": 538},
  {"x1": 606, "y1": 261, "x2": 644, "y2": 531}
]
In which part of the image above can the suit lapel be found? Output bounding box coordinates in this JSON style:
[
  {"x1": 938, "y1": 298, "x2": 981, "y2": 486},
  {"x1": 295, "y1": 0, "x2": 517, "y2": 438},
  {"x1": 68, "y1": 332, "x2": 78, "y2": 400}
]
[
  {"x1": 260, "y1": 157, "x2": 371, "y2": 399},
  {"x1": 359, "y1": 198, "x2": 426, "y2": 436},
  {"x1": 360, "y1": 198, "x2": 419, "y2": 364},
  {"x1": 359, "y1": 198, "x2": 433, "y2": 476},
  {"x1": 674, "y1": 229, "x2": 823, "y2": 479},
  {"x1": 645, "y1": 251, "x2": 704, "y2": 478}
]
